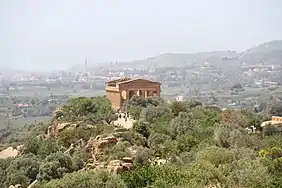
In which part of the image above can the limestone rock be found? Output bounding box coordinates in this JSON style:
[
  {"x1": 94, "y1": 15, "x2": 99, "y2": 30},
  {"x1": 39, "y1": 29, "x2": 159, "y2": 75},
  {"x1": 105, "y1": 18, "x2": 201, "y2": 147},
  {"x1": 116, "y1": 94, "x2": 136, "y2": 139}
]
[
  {"x1": 9, "y1": 184, "x2": 21, "y2": 188},
  {"x1": 109, "y1": 160, "x2": 122, "y2": 166},
  {"x1": 121, "y1": 162, "x2": 133, "y2": 170},
  {"x1": 47, "y1": 126, "x2": 52, "y2": 138},
  {"x1": 27, "y1": 180, "x2": 38, "y2": 188},
  {"x1": 205, "y1": 182, "x2": 221, "y2": 188},
  {"x1": 86, "y1": 135, "x2": 118, "y2": 161},
  {"x1": 107, "y1": 159, "x2": 133, "y2": 174},
  {"x1": 53, "y1": 107, "x2": 62, "y2": 114},
  {"x1": 49, "y1": 121, "x2": 80, "y2": 137},
  {"x1": 122, "y1": 157, "x2": 133, "y2": 163},
  {"x1": 107, "y1": 165, "x2": 124, "y2": 174},
  {"x1": 64, "y1": 138, "x2": 85, "y2": 155},
  {"x1": 107, "y1": 160, "x2": 125, "y2": 174},
  {"x1": 57, "y1": 122, "x2": 71, "y2": 130},
  {"x1": 86, "y1": 124, "x2": 95, "y2": 129}
]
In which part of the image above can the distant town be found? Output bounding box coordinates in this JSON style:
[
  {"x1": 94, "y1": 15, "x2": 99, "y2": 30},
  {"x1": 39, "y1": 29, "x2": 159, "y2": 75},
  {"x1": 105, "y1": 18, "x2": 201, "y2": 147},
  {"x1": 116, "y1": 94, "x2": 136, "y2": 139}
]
[{"x1": 0, "y1": 40, "x2": 282, "y2": 122}]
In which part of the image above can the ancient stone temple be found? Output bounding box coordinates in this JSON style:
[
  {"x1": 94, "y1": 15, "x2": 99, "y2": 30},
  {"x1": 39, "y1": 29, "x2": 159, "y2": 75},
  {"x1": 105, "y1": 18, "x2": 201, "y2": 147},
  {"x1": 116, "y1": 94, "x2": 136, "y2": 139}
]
[{"x1": 105, "y1": 78, "x2": 161, "y2": 109}]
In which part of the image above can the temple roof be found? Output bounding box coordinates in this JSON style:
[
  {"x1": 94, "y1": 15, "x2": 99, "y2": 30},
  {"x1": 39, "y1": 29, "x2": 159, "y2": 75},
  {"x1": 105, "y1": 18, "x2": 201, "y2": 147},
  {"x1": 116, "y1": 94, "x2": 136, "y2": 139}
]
[
  {"x1": 106, "y1": 77, "x2": 132, "y2": 85},
  {"x1": 106, "y1": 77, "x2": 160, "y2": 86}
]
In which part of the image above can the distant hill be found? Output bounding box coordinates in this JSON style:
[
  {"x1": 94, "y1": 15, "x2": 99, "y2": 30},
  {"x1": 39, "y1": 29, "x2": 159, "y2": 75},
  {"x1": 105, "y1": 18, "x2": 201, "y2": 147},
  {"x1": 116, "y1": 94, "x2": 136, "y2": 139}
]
[
  {"x1": 68, "y1": 40, "x2": 282, "y2": 70},
  {"x1": 108, "y1": 51, "x2": 239, "y2": 69},
  {"x1": 238, "y1": 40, "x2": 282, "y2": 65},
  {"x1": 102, "y1": 40, "x2": 282, "y2": 69}
]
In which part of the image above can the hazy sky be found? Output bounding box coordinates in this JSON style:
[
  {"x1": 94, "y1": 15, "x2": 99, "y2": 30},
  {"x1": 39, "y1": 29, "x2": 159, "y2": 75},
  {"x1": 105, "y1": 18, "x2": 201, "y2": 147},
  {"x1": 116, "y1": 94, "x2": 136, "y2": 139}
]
[{"x1": 0, "y1": 0, "x2": 282, "y2": 70}]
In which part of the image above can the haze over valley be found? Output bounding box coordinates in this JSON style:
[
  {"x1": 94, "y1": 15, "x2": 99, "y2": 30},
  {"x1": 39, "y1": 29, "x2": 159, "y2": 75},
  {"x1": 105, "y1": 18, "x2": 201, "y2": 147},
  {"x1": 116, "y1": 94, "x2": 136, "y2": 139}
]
[{"x1": 1, "y1": 1, "x2": 282, "y2": 188}]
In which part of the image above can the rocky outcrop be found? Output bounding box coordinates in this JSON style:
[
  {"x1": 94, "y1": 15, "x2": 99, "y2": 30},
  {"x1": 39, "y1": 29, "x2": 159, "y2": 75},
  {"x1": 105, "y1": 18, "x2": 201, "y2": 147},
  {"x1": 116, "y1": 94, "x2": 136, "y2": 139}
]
[
  {"x1": 46, "y1": 118, "x2": 135, "y2": 173},
  {"x1": 122, "y1": 157, "x2": 133, "y2": 163},
  {"x1": 83, "y1": 134, "x2": 134, "y2": 173},
  {"x1": 85, "y1": 158, "x2": 133, "y2": 174},
  {"x1": 86, "y1": 135, "x2": 119, "y2": 161},
  {"x1": 48, "y1": 121, "x2": 80, "y2": 137},
  {"x1": 106, "y1": 157, "x2": 133, "y2": 174},
  {"x1": 47, "y1": 126, "x2": 52, "y2": 138},
  {"x1": 205, "y1": 182, "x2": 221, "y2": 188},
  {"x1": 53, "y1": 107, "x2": 62, "y2": 117},
  {"x1": 9, "y1": 184, "x2": 21, "y2": 188},
  {"x1": 27, "y1": 180, "x2": 38, "y2": 188},
  {"x1": 64, "y1": 139, "x2": 85, "y2": 155}
]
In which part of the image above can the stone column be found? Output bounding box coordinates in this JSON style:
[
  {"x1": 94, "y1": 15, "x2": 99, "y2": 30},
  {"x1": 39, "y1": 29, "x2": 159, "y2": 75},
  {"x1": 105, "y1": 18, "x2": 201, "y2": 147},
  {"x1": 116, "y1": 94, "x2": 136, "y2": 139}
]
[
  {"x1": 115, "y1": 92, "x2": 121, "y2": 109},
  {"x1": 126, "y1": 91, "x2": 129, "y2": 100},
  {"x1": 145, "y1": 90, "x2": 148, "y2": 99}
]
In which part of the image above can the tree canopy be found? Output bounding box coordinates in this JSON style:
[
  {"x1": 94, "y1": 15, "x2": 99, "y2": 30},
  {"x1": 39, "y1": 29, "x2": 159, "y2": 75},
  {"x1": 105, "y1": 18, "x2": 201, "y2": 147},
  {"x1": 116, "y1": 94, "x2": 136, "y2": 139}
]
[{"x1": 1, "y1": 96, "x2": 282, "y2": 188}]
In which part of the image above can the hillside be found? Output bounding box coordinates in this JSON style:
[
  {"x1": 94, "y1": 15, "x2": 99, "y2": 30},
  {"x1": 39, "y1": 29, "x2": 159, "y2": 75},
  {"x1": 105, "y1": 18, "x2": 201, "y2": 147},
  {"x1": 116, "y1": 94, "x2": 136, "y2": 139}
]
[
  {"x1": 1, "y1": 96, "x2": 282, "y2": 187},
  {"x1": 239, "y1": 40, "x2": 282, "y2": 65},
  {"x1": 97, "y1": 40, "x2": 282, "y2": 69},
  {"x1": 108, "y1": 51, "x2": 239, "y2": 69}
]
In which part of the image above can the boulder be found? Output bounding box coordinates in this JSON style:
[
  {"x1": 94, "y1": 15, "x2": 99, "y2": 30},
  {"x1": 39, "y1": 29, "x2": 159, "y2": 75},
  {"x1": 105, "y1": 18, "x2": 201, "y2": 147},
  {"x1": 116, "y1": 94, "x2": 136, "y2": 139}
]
[
  {"x1": 107, "y1": 164, "x2": 125, "y2": 174},
  {"x1": 122, "y1": 157, "x2": 133, "y2": 163},
  {"x1": 205, "y1": 182, "x2": 221, "y2": 188},
  {"x1": 9, "y1": 185, "x2": 21, "y2": 188},
  {"x1": 109, "y1": 160, "x2": 122, "y2": 166},
  {"x1": 121, "y1": 162, "x2": 133, "y2": 170},
  {"x1": 107, "y1": 160, "x2": 132, "y2": 174},
  {"x1": 113, "y1": 166, "x2": 125, "y2": 174},
  {"x1": 86, "y1": 124, "x2": 95, "y2": 129},
  {"x1": 86, "y1": 135, "x2": 118, "y2": 161},
  {"x1": 57, "y1": 122, "x2": 71, "y2": 130}
]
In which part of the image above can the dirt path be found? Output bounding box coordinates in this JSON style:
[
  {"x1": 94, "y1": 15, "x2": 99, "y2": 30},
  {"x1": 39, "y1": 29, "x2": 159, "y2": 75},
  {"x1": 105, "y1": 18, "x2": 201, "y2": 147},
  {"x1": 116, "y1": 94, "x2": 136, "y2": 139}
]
[
  {"x1": 0, "y1": 147, "x2": 20, "y2": 159},
  {"x1": 113, "y1": 113, "x2": 135, "y2": 129}
]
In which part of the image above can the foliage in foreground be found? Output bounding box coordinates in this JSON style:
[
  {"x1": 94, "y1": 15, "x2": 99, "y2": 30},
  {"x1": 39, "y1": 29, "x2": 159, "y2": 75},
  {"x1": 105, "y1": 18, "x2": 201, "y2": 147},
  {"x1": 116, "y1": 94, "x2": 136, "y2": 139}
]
[
  {"x1": 1, "y1": 96, "x2": 282, "y2": 188},
  {"x1": 35, "y1": 170, "x2": 126, "y2": 188}
]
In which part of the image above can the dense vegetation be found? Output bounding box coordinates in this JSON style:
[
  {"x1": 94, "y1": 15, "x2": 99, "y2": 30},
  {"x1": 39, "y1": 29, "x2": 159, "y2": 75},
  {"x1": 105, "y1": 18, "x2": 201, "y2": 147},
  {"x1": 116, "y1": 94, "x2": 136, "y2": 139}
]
[{"x1": 1, "y1": 95, "x2": 282, "y2": 188}]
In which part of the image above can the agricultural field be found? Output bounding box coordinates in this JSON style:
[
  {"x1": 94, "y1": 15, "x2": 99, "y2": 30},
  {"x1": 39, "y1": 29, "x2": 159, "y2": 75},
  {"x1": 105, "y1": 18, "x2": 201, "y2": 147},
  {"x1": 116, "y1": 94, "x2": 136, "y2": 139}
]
[{"x1": 0, "y1": 116, "x2": 51, "y2": 130}]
